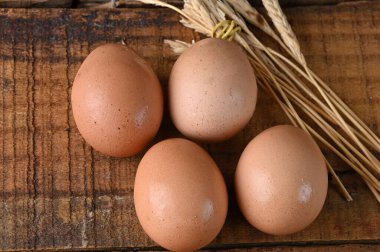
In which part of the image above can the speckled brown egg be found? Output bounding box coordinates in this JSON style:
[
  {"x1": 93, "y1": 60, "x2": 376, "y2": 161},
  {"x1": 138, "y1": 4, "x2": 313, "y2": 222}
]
[
  {"x1": 235, "y1": 125, "x2": 328, "y2": 235},
  {"x1": 71, "y1": 43, "x2": 163, "y2": 157},
  {"x1": 134, "y1": 138, "x2": 228, "y2": 252},
  {"x1": 169, "y1": 38, "x2": 257, "y2": 142}
]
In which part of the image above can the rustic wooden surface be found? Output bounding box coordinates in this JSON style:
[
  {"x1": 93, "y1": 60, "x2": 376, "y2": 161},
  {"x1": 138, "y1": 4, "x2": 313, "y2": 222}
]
[
  {"x1": 202, "y1": 244, "x2": 380, "y2": 252},
  {"x1": 75, "y1": 0, "x2": 378, "y2": 8},
  {"x1": 0, "y1": 1, "x2": 380, "y2": 251},
  {"x1": 0, "y1": 0, "x2": 72, "y2": 7},
  {"x1": 0, "y1": 0, "x2": 374, "y2": 8}
]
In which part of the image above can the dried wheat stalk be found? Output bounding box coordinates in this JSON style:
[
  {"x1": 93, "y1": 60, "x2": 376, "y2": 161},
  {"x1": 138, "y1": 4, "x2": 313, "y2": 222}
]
[
  {"x1": 139, "y1": 0, "x2": 380, "y2": 202},
  {"x1": 89, "y1": 0, "x2": 119, "y2": 8},
  {"x1": 261, "y1": 0, "x2": 305, "y2": 64}
]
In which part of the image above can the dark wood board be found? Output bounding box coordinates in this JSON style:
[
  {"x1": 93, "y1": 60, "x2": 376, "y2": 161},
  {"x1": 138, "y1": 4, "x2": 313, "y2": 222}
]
[
  {"x1": 75, "y1": 0, "x2": 378, "y2": 8},
  {"x1": 0, "y1": 0, "x2": 375, "y2": 8},
  {"x1": 0, "y1": 1, "x2": 379, "y2": 251},
  {"x1": 0, "y1": 0, "x2": 72, "y2": 7},
  {"x1": 202, "y1": 244, "x2": 380, "y2": 251}
]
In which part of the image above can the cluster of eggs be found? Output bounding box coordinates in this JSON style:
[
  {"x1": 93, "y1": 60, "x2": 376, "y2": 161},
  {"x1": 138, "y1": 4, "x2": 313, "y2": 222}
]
[{"x1": 71, "y1": 38, "x2": 328, "y2": 251}]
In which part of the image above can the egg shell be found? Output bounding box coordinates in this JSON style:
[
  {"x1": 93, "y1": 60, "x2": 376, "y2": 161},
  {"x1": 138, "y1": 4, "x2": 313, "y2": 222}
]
[
  {"x1": 134, "y1": 138, "x2": 228, "y2": 252},
  {"x1": 71, "y1": 43, "x2": 163, "y2": 157},
  {"x1": 235, "y1": 125, "x2": 328, "y2": 235},
  {"x1": 169, "y1": 38, "x2": 257, "y2": 142}
]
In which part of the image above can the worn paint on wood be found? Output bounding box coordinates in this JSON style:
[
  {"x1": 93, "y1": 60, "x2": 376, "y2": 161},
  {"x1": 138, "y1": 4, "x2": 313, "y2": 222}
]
[{"x1": 0, "y1": 1, "x2": 379, "y2": 251}]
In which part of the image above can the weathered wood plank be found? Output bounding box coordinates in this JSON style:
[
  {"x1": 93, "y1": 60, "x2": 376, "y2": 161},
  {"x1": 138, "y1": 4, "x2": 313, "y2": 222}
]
[
  {"x1": 0, "y1": 0, "x2": 72, "y2": 7},
  {"x1": 0, "y1": 1, "x2": 379, "y2": 250},
  {"x1": 75, "y1": 0, "x2": 377, "y2": 8},
  {"x1": 0, "y1": 0, "x2": 376, "y2": 8},
  {"x1": 203, "y1": 244, "x2": 380, "y2": 251}
]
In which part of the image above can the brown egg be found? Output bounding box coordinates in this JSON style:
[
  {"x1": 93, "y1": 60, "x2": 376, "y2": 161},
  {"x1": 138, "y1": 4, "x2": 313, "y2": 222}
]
[
  {"x1": 71, "y1": 43, "x2": 163, "y2": 157},
  {"x1": 169, "y1": 38, "x2": 257, "y2": 142},
  {"x1": 235, "y1": 125, "x2": 328, "y2": 235},
  {"x1": 134, "y1": 138, "x2": 228, "y2": 251}
]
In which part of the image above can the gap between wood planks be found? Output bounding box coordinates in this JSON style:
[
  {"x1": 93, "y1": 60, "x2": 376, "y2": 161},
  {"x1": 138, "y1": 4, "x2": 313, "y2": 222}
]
[{"x1": 8, "y1": 239, "x2": 379, "y2": 251}]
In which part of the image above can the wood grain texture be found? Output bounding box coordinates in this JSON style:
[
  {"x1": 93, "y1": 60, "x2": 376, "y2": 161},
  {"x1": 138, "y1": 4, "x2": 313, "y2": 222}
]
[
  {"x1": 0, "y1": 0, "x2": 376, "y2": 8},
  {"x1": 75, "y1": 0, "x2": 377, "y2": 8},
  {"x1": 0, "y1": 1, "x2": 379, "y2": 251},
  {"x1": 202, "y1": 244, "x2": 380, "y2": 251},
  {"x1": 0, "y1": 0, "x2": 72, "y2": 7}
]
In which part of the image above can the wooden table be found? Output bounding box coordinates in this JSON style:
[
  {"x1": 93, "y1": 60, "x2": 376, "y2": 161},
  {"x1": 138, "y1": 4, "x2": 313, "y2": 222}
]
[{"x1": 0, "y1": 0, "x2": 379, "y2": 251}]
